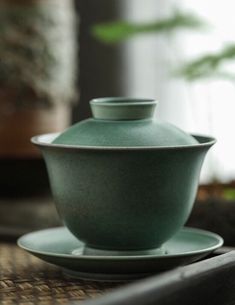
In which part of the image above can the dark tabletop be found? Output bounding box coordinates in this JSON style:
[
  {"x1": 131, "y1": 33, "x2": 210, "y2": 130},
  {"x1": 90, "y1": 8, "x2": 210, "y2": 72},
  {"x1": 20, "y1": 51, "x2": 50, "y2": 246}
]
[{"x1": 0, "y1": 243, "x2": 122, "y2": 305}]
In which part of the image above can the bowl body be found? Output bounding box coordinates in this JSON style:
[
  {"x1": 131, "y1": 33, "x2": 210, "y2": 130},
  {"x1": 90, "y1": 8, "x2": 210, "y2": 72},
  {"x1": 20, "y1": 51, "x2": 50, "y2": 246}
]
[{"x1": 33, "y1": 134, "x2": 215, "y2": 252}]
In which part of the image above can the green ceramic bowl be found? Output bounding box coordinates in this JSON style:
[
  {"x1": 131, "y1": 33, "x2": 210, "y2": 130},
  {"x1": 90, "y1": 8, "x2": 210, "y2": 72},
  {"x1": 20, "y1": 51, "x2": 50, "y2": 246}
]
[{"x1": 32, "y1": 98, "x2": 215, "y2": 255}]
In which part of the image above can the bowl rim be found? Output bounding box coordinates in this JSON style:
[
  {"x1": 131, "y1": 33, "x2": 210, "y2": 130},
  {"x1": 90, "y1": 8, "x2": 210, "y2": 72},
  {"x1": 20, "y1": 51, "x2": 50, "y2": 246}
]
[{"x1": 31, "y1": 133, "x2": 216, "y2": 151}]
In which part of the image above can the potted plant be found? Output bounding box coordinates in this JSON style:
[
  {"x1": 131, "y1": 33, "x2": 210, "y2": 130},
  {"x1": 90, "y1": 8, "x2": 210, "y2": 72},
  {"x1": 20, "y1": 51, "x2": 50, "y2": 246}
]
[{"x1": 0, "y1": 0, "x2": 78, "y2": 196}]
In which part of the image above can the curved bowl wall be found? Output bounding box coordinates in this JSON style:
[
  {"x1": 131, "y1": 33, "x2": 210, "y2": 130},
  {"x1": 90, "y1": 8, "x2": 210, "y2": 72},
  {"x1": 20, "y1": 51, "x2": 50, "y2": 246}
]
[{"x1": 33, "y1": 134, "x2": 215, "y2": 251}]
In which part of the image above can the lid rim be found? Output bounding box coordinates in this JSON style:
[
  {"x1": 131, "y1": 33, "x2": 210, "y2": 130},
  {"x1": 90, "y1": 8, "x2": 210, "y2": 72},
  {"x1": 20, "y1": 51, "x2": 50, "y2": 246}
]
[
  {"x1": 32, "y1": 133, "x2": 216, "y2": 151},
  {"x1": 90, "y1": 97, "x2": 157, "y2": 106}
]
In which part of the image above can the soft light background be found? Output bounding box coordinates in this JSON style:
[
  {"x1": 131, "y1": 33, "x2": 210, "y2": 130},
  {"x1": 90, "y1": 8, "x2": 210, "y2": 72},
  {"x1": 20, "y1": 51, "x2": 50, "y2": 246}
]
[{"x1": 120, "y1": 0, "x2": 235, "y2": 183}]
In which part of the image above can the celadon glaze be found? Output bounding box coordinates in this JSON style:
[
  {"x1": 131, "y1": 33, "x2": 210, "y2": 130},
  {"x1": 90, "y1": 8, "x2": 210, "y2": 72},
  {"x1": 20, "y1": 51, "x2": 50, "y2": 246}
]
[
  {"x1": 17, "y1": 227, "x2": 223, "y2": 280},
  {"x1": 53, "y1": 98, "x2": 198, "y2": 147},
  {"x1": 32, "y1": 98, "x2": 216, "y2": 254}
]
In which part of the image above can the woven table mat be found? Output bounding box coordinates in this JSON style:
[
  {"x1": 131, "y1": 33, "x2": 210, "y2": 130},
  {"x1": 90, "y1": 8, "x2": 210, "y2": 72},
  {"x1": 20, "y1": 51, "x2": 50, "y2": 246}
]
[{"x1": 0, "y1": 243, "x2": 121, "y2": 305}]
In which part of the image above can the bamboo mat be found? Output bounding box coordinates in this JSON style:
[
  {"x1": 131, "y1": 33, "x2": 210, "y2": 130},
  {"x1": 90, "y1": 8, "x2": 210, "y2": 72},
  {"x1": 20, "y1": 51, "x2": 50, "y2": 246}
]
[{"x1": 0, "y1": 243, "x2": 121, "y2": 305}]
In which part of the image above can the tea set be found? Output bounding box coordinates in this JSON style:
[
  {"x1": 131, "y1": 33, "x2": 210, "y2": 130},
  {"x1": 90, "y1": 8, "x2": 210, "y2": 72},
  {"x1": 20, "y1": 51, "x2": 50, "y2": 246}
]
[{"x1": 18, "y1": 98, "x2": 223, "y2": 280}]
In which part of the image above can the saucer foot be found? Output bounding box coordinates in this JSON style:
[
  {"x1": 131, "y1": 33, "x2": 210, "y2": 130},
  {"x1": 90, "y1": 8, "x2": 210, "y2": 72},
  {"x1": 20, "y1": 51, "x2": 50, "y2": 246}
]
[
  {"x1": 72, "y1": 245, "x2": 167, "y2": 256},
  {"x1": 63, "y1": 268, "x2": 152, "y2": 281}
]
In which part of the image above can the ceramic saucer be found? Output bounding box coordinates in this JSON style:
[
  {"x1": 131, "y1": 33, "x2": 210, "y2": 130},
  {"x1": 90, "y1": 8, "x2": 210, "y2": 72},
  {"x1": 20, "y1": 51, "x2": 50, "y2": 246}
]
[{"x1": 17, "y1": 227, "x2": 223, "y2": 281}]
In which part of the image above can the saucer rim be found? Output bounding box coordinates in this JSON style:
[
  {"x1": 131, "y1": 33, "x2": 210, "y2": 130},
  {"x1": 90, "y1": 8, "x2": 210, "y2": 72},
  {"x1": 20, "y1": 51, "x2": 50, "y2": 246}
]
[{"x1": 17, "y1": 226, "x2": 224, "y2": 261}]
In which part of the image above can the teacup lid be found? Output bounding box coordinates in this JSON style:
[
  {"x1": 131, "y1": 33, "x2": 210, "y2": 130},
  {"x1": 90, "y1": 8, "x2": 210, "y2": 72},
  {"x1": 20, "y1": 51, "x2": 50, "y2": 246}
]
[{"x1": 53, "y1": 97, "x2": 198, "y2": 147}]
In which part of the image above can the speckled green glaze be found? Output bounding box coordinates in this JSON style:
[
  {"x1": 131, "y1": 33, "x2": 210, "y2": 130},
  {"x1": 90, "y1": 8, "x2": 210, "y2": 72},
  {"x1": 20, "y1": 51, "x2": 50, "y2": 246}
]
[
  {"x1": 17, "y1": 227, "x2": 223, "y2": 280},
  {"x1": 32, "y1": 98, "x2": 216, "y2": 254},
  {"x1": 53, "y1": 98, "x2": 198, "y2": 147}
]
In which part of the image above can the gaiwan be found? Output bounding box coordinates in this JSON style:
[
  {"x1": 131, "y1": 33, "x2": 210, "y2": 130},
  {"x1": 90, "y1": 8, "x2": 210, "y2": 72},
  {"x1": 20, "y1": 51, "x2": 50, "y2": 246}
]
[{"x1": 32, "y1": 97, "x2": 215, "y2": 256}]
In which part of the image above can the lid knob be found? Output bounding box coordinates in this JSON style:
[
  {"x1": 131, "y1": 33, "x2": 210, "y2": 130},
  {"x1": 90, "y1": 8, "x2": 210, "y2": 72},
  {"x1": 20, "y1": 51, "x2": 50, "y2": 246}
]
[{"x1": 90, "y1": 97, "x2": 157, "y2": 120}]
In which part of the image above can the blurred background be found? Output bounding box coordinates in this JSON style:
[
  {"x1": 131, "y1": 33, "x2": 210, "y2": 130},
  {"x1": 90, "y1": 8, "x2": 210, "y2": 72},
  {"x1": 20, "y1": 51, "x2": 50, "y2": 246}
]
[{"x1": 1, "y1": 0, "x2": 235, "y2": 245}]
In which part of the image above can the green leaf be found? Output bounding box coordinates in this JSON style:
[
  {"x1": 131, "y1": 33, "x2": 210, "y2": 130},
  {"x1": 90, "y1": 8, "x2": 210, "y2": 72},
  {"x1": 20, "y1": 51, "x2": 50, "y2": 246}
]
[
  {"x1": 92, "y1": 11, "x2": 206, "y2": 44},
  {"x1": 223, "y1": 188, "x2": 235, "y2": 201},
  {"x1": 179, "y1": 44, "x2": 235, "y2": 81}
]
